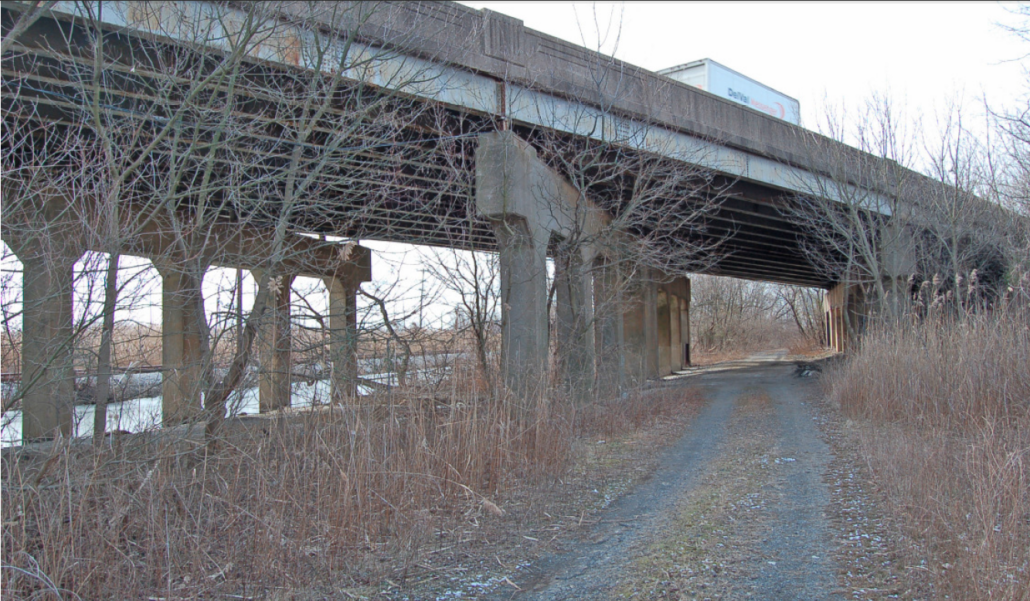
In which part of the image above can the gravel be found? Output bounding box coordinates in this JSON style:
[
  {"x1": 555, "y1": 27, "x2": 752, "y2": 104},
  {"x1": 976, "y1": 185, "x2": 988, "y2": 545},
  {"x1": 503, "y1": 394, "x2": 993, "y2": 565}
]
[{"x1": 485, "y1": 353, "x2": 846, "y2": 600}]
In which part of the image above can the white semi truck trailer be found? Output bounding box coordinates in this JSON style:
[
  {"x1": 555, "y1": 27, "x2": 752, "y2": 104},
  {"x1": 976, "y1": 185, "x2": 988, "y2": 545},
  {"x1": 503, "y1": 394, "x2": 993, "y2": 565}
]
[{"x1": 659, "y1": 58, "x2": 801, "y2": 125}]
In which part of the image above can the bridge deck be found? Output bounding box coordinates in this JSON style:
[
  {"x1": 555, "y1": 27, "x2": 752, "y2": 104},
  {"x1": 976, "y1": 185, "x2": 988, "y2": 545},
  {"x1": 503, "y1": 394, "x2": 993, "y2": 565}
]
[{"x1": 1, "y1": 2, "x2": 858, "y2": 287}]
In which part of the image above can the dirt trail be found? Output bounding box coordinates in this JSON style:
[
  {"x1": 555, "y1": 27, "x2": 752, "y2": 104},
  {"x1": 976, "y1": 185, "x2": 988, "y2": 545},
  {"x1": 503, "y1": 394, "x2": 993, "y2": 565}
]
[{"x1": 487, "y1": 352, "x2": 843, "y2": 600}]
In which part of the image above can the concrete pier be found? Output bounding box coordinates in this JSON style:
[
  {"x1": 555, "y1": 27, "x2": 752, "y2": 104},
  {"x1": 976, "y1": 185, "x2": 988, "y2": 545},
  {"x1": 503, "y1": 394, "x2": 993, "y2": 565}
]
[
  {"x1": 254, "y1": 272, "x2": 294, "y2": 413},
  {"x1": 593, "y1": 258, "x2": 626, "y2": 396},
  {"x1": 493, "y1": 218, "x2": 550, "y2": 398},
  {"x1": 661, "y1": 277, "x2": 691, "y2": 372},
  {"x1": 475, "y1": 131, "x2": 608, "y2": 400},
  {"x1": 155, "y1": 261, "x2": 208, "y2": 425},
  {"x1": 325, "y1": 253, "x2": 374, "y2": 399},
  {"x1": 555, "y1": 246, "x2": 596, "y2": 402},
  {"x1": 669, "y1": 294, "x2": 682, "y2": 371},
  {"x1": 679, "y1": 290, "x2": 691, "y2": 366},
  {"x1": 824, "y1": 281, "x2": 865, "y2": 353},
  {"x1": 623, "y1": 269, "x2": 659, "y2": 385},
  {"x1": 12, "y1": 244, "x2": 82, "y2": 440},
  {"x1": 657, "y1": 290, "x2": 672, "y2": 376}
]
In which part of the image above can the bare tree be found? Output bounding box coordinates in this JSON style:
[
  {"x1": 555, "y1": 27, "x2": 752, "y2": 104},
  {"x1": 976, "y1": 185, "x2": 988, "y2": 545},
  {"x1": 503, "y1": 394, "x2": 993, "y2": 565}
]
[
  {"x1": 919, "y1": 104, "x2": 1012, "y2": 311},
  {"x1": 783, "y1": 94, "x2": 925, "y2": 337},
  {"x1": 1, "y1": 1, "x2": 469, "y2": 441},
  {"x1": 775, "y1": 284, "x2": 825, "y2": 343},
  {"x1": 690, "y1": 275, "x2": 777, "y2": 352},
  {"x1": 420, "y1": 246, "x2": 499, "y2": 389}
]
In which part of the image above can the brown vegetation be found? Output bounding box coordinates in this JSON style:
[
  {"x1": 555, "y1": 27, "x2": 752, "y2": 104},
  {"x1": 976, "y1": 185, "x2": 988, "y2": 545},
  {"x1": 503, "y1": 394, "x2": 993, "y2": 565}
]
[
  {"x1": 689, "y1": 274, "x2": 824, "y2": 364},
  {"x1": 0, "y1": 366, "x2": 700, "y2": 600},
  {"x1": 828, "y1": 305, "x2": 1030, "y2": 600}
]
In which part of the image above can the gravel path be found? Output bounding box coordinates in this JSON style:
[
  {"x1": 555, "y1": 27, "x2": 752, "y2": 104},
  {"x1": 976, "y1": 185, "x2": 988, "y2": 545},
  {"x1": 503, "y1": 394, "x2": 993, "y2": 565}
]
[
  {"x1": 748, "y1": 366, "x2": 841, "y2": 599},
  {"x1": 487, "y1": 352, "x2": 844, "y2": 600}
]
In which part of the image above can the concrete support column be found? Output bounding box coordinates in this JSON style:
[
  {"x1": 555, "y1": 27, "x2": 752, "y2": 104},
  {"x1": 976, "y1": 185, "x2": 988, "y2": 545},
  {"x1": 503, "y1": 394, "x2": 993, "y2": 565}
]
[
  {"x1": 493, "y1": 219, "x2": 550, "y2": 398},
  {"x1": 623, "y1": 269, "x2": 658, "y2": 384},
  {"x1": 824, "y1": 282, "x2": 849, "y2": 353},
  {"x1": 155, "y1": 262, "x2": 207, "y2": 426},
  {"x1": 836, "y1": 308, "x2": 846, "y2": 352},
  {"x1": 555, "y1": 246, "x2": 596, "y2": 402},
  {"x1": 475, "y1": 130, "x2": 610, "y2": 400},
  {"x1": 254, "y1": 271, "x2": 294, "y2": 413},
  {"x1": 323, "y1": 274, "x2": 358, "y2": 400},
  {"x1": 669, "y1": 295, "x2": 682, "y2": 371},
  {"x1": 593, "y1": 259, "x2": 625, "y2": 397},
  {"x1": 14, "y1": 246, "x2": 82, "y2": 441},
  {"x1": 656, "y1": 290, "x2": 672, "y2": 376},
  {"x1": 880, "y1": 225, "x2": 917, "y2": 321},
  {"x1": 476, "y1": 132, "x2": 554, "y2": 399},
  {"x1": 6, "y1": 192, "x2": 87, "y2": 441},
  {"x1": 679, "y1": 284, "x2": 691, "y2": 366}
]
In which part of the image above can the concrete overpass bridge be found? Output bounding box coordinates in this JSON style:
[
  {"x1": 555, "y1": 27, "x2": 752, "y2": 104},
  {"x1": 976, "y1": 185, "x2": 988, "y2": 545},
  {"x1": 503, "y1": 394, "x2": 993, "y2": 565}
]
[{"x1": 1, "y1": 1, "x2": 917, "y2": 441}]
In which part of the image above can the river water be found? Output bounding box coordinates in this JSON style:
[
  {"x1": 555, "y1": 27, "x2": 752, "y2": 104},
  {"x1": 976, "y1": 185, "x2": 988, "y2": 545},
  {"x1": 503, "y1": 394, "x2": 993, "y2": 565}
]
[{"x1": 1, "y1": 379, "x2": 340, "y2": 447}]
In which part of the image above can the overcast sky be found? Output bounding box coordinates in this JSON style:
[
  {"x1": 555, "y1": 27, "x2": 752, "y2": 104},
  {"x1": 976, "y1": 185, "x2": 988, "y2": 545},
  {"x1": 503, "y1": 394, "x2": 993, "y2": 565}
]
[{"x1": 459, "y1": 2, "x2": 1029, "y2": 134}]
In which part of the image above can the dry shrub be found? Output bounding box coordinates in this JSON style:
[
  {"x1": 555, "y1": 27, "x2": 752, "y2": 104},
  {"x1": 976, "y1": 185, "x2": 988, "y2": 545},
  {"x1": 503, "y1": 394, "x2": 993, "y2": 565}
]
[
  {"x1": 829, "y1": 309, "x2": 1030, "y2": 600},
  {"x1": 0, "y1": 372, "x2": 696, "y2": 599},
  {"x1": 576, "y1": 387, "x2": 697, "y2": 442},
  {"x1": 73, "y1": 323, "x2": 162, "y2": 371},
  {"x1": 1, "y1": 328, "x2": 20, "y2": 374},
  {"x1": 786, "y1": 334, "x2": 824, "y2": 356}
]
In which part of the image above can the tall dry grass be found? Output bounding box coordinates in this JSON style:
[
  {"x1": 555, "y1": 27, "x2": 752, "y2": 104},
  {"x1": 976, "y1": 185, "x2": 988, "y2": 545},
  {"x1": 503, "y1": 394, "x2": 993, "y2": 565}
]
[
  {"x1": 0, "y1": 364, "x2": 693, "y2": 599},
  {"x1": 829, "y1": 309, "x2": 1030, "y2": 600}
]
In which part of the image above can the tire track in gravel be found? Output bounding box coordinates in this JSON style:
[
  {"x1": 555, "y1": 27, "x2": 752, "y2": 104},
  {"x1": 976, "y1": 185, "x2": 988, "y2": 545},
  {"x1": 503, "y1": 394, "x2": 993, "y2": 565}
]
[
  {"x1": 486, "y1": 355, "x2": 843, "y2": 601},
  {"x1": 747, "y1": 372, "x2": 842, "y2": 599},
  {"x1": 481, "y1": 372, "x2": 745, "y2": 600}
]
